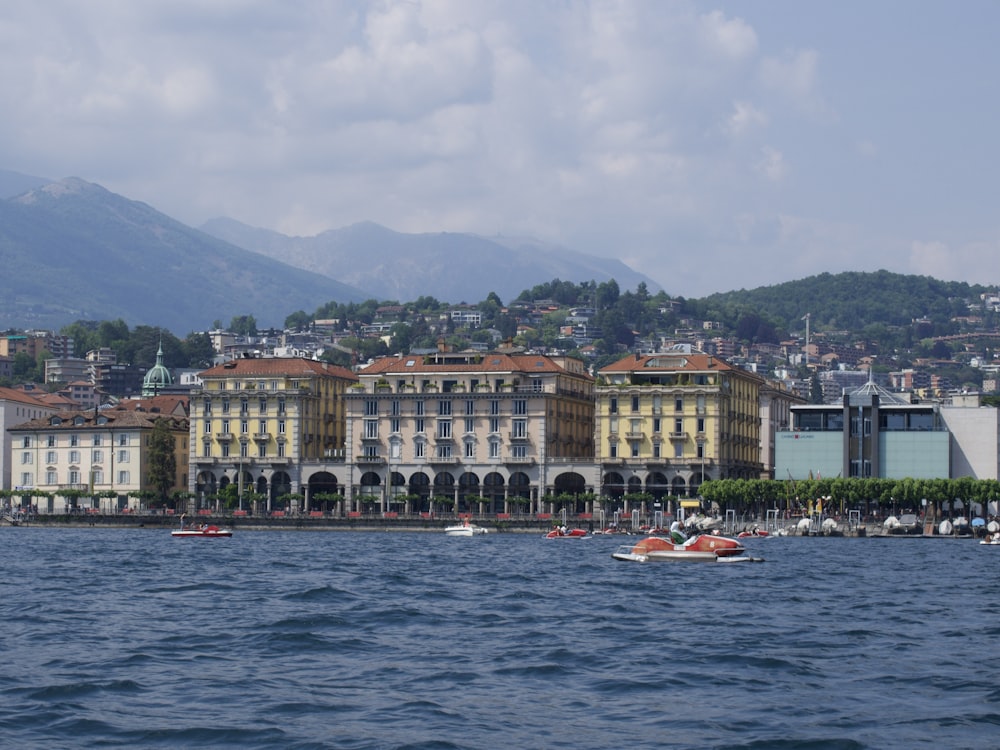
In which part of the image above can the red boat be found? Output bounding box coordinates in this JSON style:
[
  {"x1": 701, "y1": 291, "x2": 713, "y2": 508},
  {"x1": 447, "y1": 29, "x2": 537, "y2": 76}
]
[
  {"x1": 171, "y1": 525, "x2": 233, "y2": 538},
  {"x1": 612, "y1": 533, "x2": 761, "y2": 562},
  {"x1": 738, "y1": 528, "x2": 769, "y2": 538},
  {"x1": 545, "y1": 527, "x2": 590, "y2": 538}
]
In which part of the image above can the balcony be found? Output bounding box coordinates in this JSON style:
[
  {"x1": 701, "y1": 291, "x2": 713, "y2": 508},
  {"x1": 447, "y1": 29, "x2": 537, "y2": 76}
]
[
  {"x1": 216, "y1": 432, "x2": 233, "y2": 442},
  {"x1": 668, "y1": 431, "x2": 688, "y2": 440},
  {"x1": 429, "y1": 456, "x2": 459, "y2": 464},
  {"x1": 504, "y1": 455, "x2": 536, "y2": 465},
  {"x1": 355, "y1": 456, "x2": 386, "y2": 464},
  {"x1": 508, "y1": 432, "x2": 531, "y2": 442},
  {"x1": 254, "y1": 432, "x2": 271, "y2": 441},
  {"x1": 625, "y1": 431, "x2": 645, "y2": 440}
]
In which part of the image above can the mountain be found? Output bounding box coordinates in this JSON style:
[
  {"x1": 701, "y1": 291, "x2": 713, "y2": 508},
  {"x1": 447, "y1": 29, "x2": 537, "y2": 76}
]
[
  {"x1": 0, "y1": 168, "x2": 50, "y2": 198},
  {"x1": 0, "y1": 178, "x2": 371, "y2": 333},
  {"x1": 200, "y1": 218, "x2": 661, "y2": 304}
]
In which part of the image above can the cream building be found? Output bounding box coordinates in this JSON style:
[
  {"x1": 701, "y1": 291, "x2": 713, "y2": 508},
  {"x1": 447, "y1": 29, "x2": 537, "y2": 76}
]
[
  {"x1": 346, "y1": 345, "x2": 595, "y2": 515},
  {"x1": 7, "y1": 406, "x2": 189, "y2": 514}
]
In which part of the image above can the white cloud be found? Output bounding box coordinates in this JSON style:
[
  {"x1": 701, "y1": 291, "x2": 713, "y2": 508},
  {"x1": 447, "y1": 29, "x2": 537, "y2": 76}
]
[{"x1": 0, "y1": 0, "x2": 997, "y2": 298}]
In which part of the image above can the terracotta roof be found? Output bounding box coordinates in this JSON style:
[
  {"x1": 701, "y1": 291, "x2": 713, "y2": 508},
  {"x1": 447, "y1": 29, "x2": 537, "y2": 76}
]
[
  {"x1": 599, "y1": 352, "x2": 750, "y2": 376},
  {"x1": 359, "y1": 353, "x2": 591, "y2": 379},
  {"x1": 10, "y1": 406, "x2": 188, "y2": 432},
  {"x1": 117, "y1": 395, "x2": 190, "y2": 415},
  {"x1": 199, "y1": 357, "x2": 357, "y2": 381},
  {"x1": 0, "y1": 386, "x2": 54, "y2": 408}
]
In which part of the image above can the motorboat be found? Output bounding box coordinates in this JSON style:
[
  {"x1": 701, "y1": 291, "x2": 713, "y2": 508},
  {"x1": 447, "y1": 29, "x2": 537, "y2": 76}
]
[
  {"x1": 738, "y1": 528, "x2": 769, "y2": 538},
  {"x1": 611, "y1": 533, "x2": 762, "y2": 563},
  {"x1": 545, "y1": 527, "x2": 590, "y2": 538},
  {"x1": 444, "y1": 522, "x2": 488, "y2": 536},
  {"x1": 171, "y1": 525, "x2": 233, "y2": 538},
  {"x1": 980, "y1": 533, "x2": 1000, "y2": 546}
]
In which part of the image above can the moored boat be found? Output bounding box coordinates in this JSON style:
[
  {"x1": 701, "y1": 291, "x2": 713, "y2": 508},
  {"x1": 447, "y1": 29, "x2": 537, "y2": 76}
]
[
  {"x1": 444, "y1": 521, "x2": 488, "y2": 536},
  {"x1": 171, "y1": 525, "x2": 233, "y2": 538},
  {"x1": 545, "y1": 527, "x2": 590, "y2": 538},
  {"x1": 611, "y1": 533, "x2": 762, "y2": 562}
]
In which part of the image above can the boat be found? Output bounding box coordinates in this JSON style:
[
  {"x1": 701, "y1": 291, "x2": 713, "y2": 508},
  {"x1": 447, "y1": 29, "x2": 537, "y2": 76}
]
[
  {"x1": 738, "y1": 528, "x2": 769, "y2": 538},
  {"x1": 611, "y1": 533, "x2": 763, "y2": 562},
  {"x1": 980, "y1": 532, "x2": 1000, "y2": 546},
  {"x1": 545, "y1": 527, "x2": 590, "y2": 538},
  {"x1": 444, "y1": 521, "x2": 488, "y2": 536},
  {"x1": 171, "y1": 525, "x2": 233, "y2": 538}
]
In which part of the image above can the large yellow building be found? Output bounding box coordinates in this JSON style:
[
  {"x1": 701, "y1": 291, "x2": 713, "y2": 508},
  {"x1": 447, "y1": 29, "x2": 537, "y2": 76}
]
[
  {"x1": 188, "y1": 357, "x2": 357, "y2": 510},
  {"x1": 346, "y1": 345, "x2": 595, "y2": 514},
  {"x1": 596, "y1": 351, "x2": 764, "y2": 499}
]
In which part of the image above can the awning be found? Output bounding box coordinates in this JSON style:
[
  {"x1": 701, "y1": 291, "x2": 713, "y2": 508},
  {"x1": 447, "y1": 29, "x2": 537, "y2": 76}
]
[{"x1": 680, "y1": 500, "x2": 701, "y2": 508}]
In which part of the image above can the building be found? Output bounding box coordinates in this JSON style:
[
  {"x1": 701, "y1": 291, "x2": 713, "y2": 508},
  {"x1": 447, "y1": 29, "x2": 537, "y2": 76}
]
[
  {"x1": 7, "y1": 405, "x2": 190, "y2": 513},
  {"x1": 596, "y1": 351, "x2": 766, "y2": 502},
  {"x1": 0, "y1": 386, "x2": 60, "y2": 491},
  {"x1": 346, "y1": 345, "x2": 595, "y2": 515},
  {"x1": 188, "y1": 357, "x2": 357, "y2": 511},
  {"x1": 775, "y1": 380, "x2": 950, "y2": 480}
]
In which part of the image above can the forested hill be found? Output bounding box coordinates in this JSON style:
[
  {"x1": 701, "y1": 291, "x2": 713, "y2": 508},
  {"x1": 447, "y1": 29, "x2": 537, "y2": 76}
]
[{"x1": 683, "y1": 271, "x2": 992, "y2": 334}]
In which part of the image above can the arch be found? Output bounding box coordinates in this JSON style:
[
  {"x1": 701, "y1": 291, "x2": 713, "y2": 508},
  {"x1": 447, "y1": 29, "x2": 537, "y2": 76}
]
[
  {"x1": 359, "y1": 471, "x2": 382, "y2": 498},
  {"x1": 603, "y1": 471, "x2": 625, "y2": 498},
  {"x1": 627, "y1": 476, "x2": 643, "y2": 494},
  {"x1": 308, "y1": 471, "x2": 340, "y2": 496},
  {"x1": 671, "y1": 476, "x2": 687, "y2": 495},
  {"x1": 408, "y1": 471, "x2": 431, "y2": 500},
  {"x1": 270, "y1": 471, "x2": 292, "y2": 502},
  {"x1": 483, "y1": 472, "x2": 505, "y2": 503},
  {"x1": 553, "y1": 472, "x2": 586, "y2": 495},
  {"x1": 646, "y1": 472, "x2": 669, "y2": 500},
  {"x1": 458, "y1": 472, "x2": 481, "y2": 506},
  {"x1": 195, "y1": 471, "x2": 217, "y2": 497}
]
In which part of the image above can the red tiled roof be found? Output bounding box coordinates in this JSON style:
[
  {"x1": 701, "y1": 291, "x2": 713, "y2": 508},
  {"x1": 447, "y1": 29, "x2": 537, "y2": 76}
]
[
  {"x1": 199, "y1": 357, "x2": 357, "y2": 381},
  {"x1": 359, "y1": 353, "x2": 591, "y2": 379},
  {"x1": 0, "y1": 386, "x2": 54, "y2": 408}
]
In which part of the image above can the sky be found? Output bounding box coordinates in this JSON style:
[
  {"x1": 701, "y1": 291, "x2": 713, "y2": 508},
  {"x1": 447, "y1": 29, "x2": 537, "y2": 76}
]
[{"x1": 2, "y1": 0, "x2": 998, "y2": 299}]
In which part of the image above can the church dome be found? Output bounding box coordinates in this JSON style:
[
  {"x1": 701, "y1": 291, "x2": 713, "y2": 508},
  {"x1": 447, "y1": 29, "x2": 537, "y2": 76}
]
[{"x1": 142, "y1": 340, "x2": 173, "y2": 396}]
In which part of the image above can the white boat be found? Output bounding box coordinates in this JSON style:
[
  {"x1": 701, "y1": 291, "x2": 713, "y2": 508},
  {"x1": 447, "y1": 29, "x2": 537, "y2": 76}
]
[
  {"x1": 444, "y1": 522, "x2": 488, "y2": 536},
  {"x1": 171, "y1": 525, "x2": 233, "y2": 538}
]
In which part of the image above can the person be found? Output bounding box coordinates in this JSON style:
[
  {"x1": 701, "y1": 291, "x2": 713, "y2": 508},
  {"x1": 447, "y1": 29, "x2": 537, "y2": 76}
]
[
  {"x1": 669, "y1": 518, "x2": 687, "y2": 544},
  {"x1": 180, "y1": 512, "x2": 187, "y2": 530}
]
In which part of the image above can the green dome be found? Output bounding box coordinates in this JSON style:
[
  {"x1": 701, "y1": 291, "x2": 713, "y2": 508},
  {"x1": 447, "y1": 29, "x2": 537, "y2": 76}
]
[{"x1": 142, "y1": 340, "x2": 173, "y2": 396}]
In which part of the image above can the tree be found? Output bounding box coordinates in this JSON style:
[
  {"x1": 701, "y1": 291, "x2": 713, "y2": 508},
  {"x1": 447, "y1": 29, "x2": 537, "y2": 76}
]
[
  {"x1": 229, "y1": 315, "x2": 258, "y2": 336},
  {"x1": 147, "y1": 419, "x2": 178, "y2": 505}
]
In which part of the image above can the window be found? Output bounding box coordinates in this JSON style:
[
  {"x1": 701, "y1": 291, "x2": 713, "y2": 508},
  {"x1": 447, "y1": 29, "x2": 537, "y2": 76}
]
[
  {"x1": 490, "y1": 400, "x2": 500, "y2": 416},
  {"x1": 653, "y1": 417, "x2": 661, "y2": 434},
  {"x1": 675, "y1": 398, "x2": 683, "y2": 412},
  {"x1": 118, "y1": 450, "x2": 129, "y2": 463},
  {"x1": 489, "y1": 417, "x2": 500, "y2": 434},
  {"x1": 439, "y1": 400, "x2": 452, "y2": 416},
  {"x1": 258, "y1": 420, "x2": 267, "y2": 435},
  {"x1": 391, "y1": 417, "x2": 400, "y2": 434},
  {"x1": 364, "y1": 444, "x2": 379, "y2": 459},
  {"x1": 436, "y1": 444, "x2": 452, "y2": 459},
  {"x1": 390, "y1": 441, "x2": 401, "y2": 460},
  {"x1": 609, "y1": 443, "x2": 618, "y2": 458},
  {"x1": 241, "y1": 420, "x2": 249, "y2": 434},
  {"x1": 20, "y1": 472, "x2": 33, "y2": 487},
  {"x1": 93, "y1": 449, "x2": 103, "y2": 463},
  {"x1": 277, "y1": 398, "x2": 286, "y2": 414},
  {"x1": 46, "y1": 470, "x2": 57, "y2": 484},
  {"x1": 259, "y1": 397, "x2": 267, "y2": 414},
  {"x1": 70, "y1": 435, "x2": 79, "y2": 447},
  {"x1": 222, "y1": 419, "x2": 231, "y2": 435},
  {"x1": 653, "y1": 442, "x2": 661, "y2": 458},
  {"x1": 204, "y1": 421, "x2": 212, "y2": 433},
  {"x1": 278, "y1": 420, "x2": 286, "y2": 434},
  {"x1": 464, "y1": 441, "x2": 475, "y2": 459},
  {"x1": 631, "y1": 442, "x2": 640, "y2": 458},
  {"x1": 21, "y1": 452, "x2": 32, "y2": 465},
  {"x1": 464, "y1": 417, "x2": 474, "y2": 434},
  {"x1": 69, "y1": 470, "x2": 80, "y2": 485},
  {"x1": 221, "y1": 443, "x2": 230, "y2": 458},
  {"x1": 610, "y1": 397, "x2": 618, "y2": 414},
  {"x1": 465, "y1": 399, "x2": 475, "y2": 416},
  {"x1": 69, "y1": 450, "x2": 80, "y2": 464},
  {"x1": 258, "y1": 442, "x2": 267, "y2": 458},
  {"x1": 46, "y1": 451, "x2": 57, "y2": 464},
  {"x1": 675, "y1": 419, "x2": 683, "y2": 434},
  {"x1": 511, "y1": 419, "x2": 527, "y2": 439},
  {"x1": 513, "y1": 399, "x2": 526, "y2": 416},
  {"x1": 365, "y1": 420, "x2": 379, "y2": 439},
  {"x1": 119, "y1": 434, "x2": 127, "y2": 446},
  {"x1": 511, "y1": 444, "x2": 527, "y2": 459},
  {"x1": 415, "y1": 441, "x2": 425, "y2": 459},
  {"x1": 415, "y1": 418, "x2": 425, "y2": 434},
  {"x1": 93, "y1": 435, "x2": 102, "y2": 446},
  {"x1": 221, "y1": 398, "x2": 230, "y2": 414},
  {"x1": 240, "y1": 442, "x2": 249, "y2": 458},
  {"x1": 391, "y1": 400, "x2": 401, "y2": 416},
  {"x1": 117, "y1": 470, "x2": 130, "y2": 484},
  {"x1": 697, "y1": 417, "x2": 705, "y2": 433},
  {"x1": 365, "y1": 400, "x2": 378, "y2": 416},
  {"x1": 203, "y1": 441, "x2": 212, "y2": 457},
  {"x1": 277, "y1": 442, "x2": 286, "y2": 458},
  {"x1": 45, "y1": 435, "x2": 55, "y2": 447},
  {"x1": 631, "y1": 395, "x2": 640, "y2": 412},
  {"x1": 92, "y1": 469, "x2": 103, "y2": 485},
  {"x1": 696, "y1": 443, "x2": 705, "y2": 458},
  {"x1": 489, "y1": 441, "x2": 500, "y2": 458},
  {"x1": 437, "y1": 420, "x2": 452, "y2": 439},
  {"x1": 630, "y1": 418, "x2": 641, "y2": 435},
  {"x1": 674, "y1": 443, "x2": 683, "y2": 458}
]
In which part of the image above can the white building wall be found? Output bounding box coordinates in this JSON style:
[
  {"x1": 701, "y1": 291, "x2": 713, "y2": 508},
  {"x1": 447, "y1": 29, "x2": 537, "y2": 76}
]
[{"x1": 940, "y1": 405, "x2": 1000, "y2": 479}]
